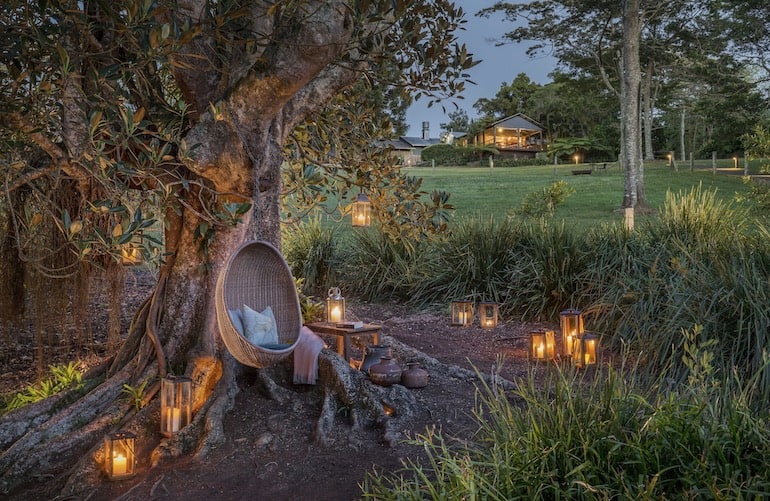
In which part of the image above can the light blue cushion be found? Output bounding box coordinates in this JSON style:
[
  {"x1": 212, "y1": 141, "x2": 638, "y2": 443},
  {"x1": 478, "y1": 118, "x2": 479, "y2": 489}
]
[
  {"x1": 241, "y1": 304, "x2": 279, "y2": 346},
  {"x1": 228, "y1": 308, "x2": 244, "y2": 335}
]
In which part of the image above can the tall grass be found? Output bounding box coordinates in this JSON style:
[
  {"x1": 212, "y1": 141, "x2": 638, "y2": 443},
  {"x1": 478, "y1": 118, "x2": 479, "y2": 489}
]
[
  {"x1": 363, "y1": 354, "x2": 770, "y2": 499},
  {"x1": 282, "y1": 216, "x2": 344, "y2": 295}
]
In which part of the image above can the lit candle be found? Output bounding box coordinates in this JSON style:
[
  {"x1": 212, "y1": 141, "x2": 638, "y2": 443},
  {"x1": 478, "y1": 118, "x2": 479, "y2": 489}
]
[
  {"x1": 356, "y1": 213, "x2": 365, "y2": 225},
  {"x1": 330, "y1": 306, "x2": 342, "y2": 323},
  {"x1": 566, "y1": 333, "x2": 573, "y2": 355},
  {"x1": 113, "y1": 453, "x2": 127, "y2": 476},
  {"x1": 458, "y1": 311, "x2": 466, "y2": 325},
  {"x1": 537, "y1": 342, "x2": 545, "y2": 359},
  {"x1": 168, "y1": 407, "x2": 181, "y2": 432}
]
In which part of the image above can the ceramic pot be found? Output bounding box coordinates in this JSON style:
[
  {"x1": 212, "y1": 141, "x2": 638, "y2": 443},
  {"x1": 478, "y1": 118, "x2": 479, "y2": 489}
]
[
  {"x1": 360, "y1": 345, "x2": 392, "y2": 373},
  {"x1": 401, "y1": 362, "x2": 428, "y2": 388},
  {"x1": 368, "y1": 357, "x2": 402, "y2": 386}
]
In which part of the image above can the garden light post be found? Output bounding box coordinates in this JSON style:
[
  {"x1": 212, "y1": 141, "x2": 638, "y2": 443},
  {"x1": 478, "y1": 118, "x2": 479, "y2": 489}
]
[{"x1": 160, "y1": 375, "x2": 192, "y2": 437}]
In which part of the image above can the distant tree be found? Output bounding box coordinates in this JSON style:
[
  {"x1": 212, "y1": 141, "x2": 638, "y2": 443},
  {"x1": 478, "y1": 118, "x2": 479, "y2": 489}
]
[
  {"x1": 441, "y1": 109, "x2": 470, "y2": 133},
  {"x1": 473, "y1": 73, "x2": 541, "y2": 119}
]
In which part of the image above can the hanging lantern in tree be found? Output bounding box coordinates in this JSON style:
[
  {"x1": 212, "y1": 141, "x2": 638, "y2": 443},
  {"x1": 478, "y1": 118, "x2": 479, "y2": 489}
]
[
  {"x1": 160, "y1": 375, "x2": 192, "y2": 437},
  {"x1": 104, "y1": 431, "x2": 136, "y2": 480},
  {"x1": 529, "y1": 329, "x2": 556, "y2": 361},
  {"x1": 572, "y1": 332, "x2": 598, "y2": 368},
  {"x1": 351, "y1": 192, "x2": 372, "y2": 227},
  {"x1": 326, "y1": 287, "x2": 346, "y2": 323},
  {"x1": 479, "y1": 301, "x2": 499, "y2": 328},
  {"x1": 451, "y1": 300, "x2": 473, "y2": 326},
  {"x1": 559, "y1": 308, "x2": 584, "y2": 357}
]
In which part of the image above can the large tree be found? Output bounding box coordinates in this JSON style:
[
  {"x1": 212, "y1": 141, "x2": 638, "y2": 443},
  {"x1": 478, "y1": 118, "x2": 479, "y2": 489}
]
[{"x1": 0, "y1": 0, "x2": 474, "y2": 494}]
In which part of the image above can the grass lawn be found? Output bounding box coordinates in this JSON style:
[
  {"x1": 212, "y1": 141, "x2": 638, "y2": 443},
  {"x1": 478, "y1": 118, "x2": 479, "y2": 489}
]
[{"x1": 408, "y1": 160, "x2": 757, "y2": 232}]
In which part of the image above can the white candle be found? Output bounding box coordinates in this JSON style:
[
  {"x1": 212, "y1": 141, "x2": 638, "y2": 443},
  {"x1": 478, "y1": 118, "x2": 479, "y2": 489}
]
[
  {"x1": 536, "y1": 342, "x2": 545, "y2": 359},
  {"x1": 356, "y1": 213, "x2": 365, "y2": 225},
  {"x1": 458, "y1": 311, "x2": 466, "y2": 324},
  {"x1": 330, "y1": 306, "x2": 342, "y2": 323},
  {"x1": 113, "y1": 453, "x2": 127, "y2": 476},
  {"x1": 169, "y1": 407, "x2": 181, "y2": 432}
]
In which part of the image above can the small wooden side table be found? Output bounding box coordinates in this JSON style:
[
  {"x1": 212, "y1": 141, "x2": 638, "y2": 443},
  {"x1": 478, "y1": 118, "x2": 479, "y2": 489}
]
[{"x1": 305, "y1": 322, "x2": 381, "y2": 363}]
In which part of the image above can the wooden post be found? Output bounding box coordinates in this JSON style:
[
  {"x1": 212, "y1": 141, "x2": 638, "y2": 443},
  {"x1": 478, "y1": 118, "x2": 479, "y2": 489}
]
[
  {"x1": 712, "y1": 151, "x2": 717, "y2": 174},
  {"x1": 689, "y1": 151, "x2": 694, "y2": 172},
  {"x1": 744, "y1": 153, "x2": 748, "y2": 176},
  {"x1": 624, "y1": 207, "x2": 634, "y2": 231}
]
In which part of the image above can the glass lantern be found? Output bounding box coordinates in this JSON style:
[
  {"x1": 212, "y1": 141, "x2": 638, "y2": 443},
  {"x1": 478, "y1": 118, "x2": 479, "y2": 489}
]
[
  {"x1": 104, "y1": 431, "x2": 136, "y2": 480},
  {"x1": 326, "y1": 287, "x2": 345, "y2": 324},
  {"x1": 529, "y1": 329, "x2": 556, "y2": 361},
  {"x1": 479, "y1": 302, "x2": 499, "y2": 329},
  {"x1": 160, "y1": 375, "x2": 192, "y2": 437},
  {"x1": 351, "y1": 192, "x2": 372, "y2": 227},
  {"x1": 450, "y1": 300, "x2": 473, "y2": 326},
  {"x1": 559, "y1": 308, "x2": 584, "y2": 357},
  {"x1": 572, "y1": 332, "x2": 598, "y2": 368}
]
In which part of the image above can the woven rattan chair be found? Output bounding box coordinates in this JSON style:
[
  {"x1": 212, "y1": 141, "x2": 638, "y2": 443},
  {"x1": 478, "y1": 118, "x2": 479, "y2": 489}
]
[{"x1": 215, "y1": 240, "x2": 301, "y2": 368}]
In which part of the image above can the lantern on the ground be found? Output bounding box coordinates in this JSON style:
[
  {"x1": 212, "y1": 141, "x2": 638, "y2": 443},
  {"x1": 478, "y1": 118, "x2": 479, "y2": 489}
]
[
  {"x1": 160, "y1": 375, "x2": 192, "y2": 437},
  {"x1": 326, "y1": 287, "x2": 345, "y2": 323},
  {"x1": 351, "y1": 192, "x2": 372, "y2": 227},
  {"x1": 104, "y1": 431, "x2": 136, "y2": 480},
  {"x1": 559, "y1": 308, "x2": 584, "y2": 357},
  {"x1": 479, "y1": 302, "x2": 499, "y2": 328},
  {"x1": 572, "y1": 332, "x2": 598, "y2": 368},
  {"x1": 451, "y1": 300, "x2": 473, "y2": 326},
  {"x1": 529, "y1": 329, "x2": 556, "y2": 361}
]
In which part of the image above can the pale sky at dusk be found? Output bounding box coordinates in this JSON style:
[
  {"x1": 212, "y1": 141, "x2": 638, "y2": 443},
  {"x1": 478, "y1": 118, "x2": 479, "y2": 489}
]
[{"x1": 404, "y1": 0, "x2": 558, "y2": 137}]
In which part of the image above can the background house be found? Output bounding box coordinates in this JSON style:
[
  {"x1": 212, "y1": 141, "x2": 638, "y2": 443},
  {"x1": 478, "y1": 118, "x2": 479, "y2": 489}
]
[
  {"x1": 469, "y1": 113, "x2": 545, "y2": 158},
  {"x1": 382, "y1": 122, "x2": 466, "y2": 165}
]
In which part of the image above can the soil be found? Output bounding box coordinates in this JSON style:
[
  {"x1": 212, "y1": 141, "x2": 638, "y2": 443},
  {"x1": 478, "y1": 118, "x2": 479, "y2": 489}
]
[{"x1": 1, "y1": 269, "x2": 561, "y2": 501}]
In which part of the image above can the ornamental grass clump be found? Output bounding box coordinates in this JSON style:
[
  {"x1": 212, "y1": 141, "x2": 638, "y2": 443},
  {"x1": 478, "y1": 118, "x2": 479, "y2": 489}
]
[
  {"x1": 282, "y1": 216, "x2": 343, "y2": 294},
  {"x1": 363, "y1": 346, "x2": 770, "y2": 500}
]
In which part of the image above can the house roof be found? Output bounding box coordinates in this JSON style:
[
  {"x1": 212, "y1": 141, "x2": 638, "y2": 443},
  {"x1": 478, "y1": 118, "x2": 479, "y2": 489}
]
[{"x1": 486, "y1": 113, "x2": 543, "y2": 132}]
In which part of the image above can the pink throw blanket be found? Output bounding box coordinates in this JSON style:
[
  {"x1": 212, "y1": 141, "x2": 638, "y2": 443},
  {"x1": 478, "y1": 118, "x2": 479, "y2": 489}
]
[{"x1": 293, "y1": 326, "x2": 325, "y2": 384}]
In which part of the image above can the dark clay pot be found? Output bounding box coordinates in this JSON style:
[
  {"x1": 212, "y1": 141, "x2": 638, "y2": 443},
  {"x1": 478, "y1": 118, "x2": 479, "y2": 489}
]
[
  {"x1": 360, "y1": 345, "x2": 392, "y2": 373},
  {"x1": 401, "y1": 362, "x2": 429, "y2": 388},
  {"x1": 368, "y1": 357, "x2": 402, "y2": 386}
]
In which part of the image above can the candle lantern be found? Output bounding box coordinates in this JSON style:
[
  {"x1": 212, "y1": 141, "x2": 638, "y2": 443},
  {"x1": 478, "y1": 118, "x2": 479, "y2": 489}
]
[
  {"x1": 351, "y1": 192, "x2": 372, "y2": 227},
  {"x1": 450, "y1": 300, "x2": 474, "y2": 326},
  {"x1": 104, "y1": 431, "x2": 136, "y2": 480},
  {"x1": 529, "y1": 329, "x2": 556, "y2": 361},
  {"x1": 326, "y1": 287, "x2": 346, "y2": 323},
  {"x1": 160, "y1": 375, "x2": 192, "y2": 437},
  {"x1": 559, "y1": 308, "x2": 584, "y2": 357},
  {"x1": 479, "y1": 302, "x2": 499, "y2": 328},
  {"x1": 120, "y1": 236, "x2": 143, "y2": 265},
  {"x1": 572, "y1": 332, "x2": 598, "y2": 368}
]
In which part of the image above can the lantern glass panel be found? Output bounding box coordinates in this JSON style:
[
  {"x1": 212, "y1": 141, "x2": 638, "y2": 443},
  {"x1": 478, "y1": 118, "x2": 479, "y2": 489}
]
[
  {"x1": 352, "y1": 193, "x2": 372, "y2": 227},
  {"x1": 559, "y1": 308, "x2": 584, "y2": 357},
  {"x1": 104, "y1": 432, "x2": 136, "y2": 480},
  {"x1": 451, "y1": 301, "x2": 473, "y2": 326},
  {"x1": 161, "y1": 376, "x2": 192, "y2": 437},
  {"x1": 572, "y1": 332, "x2": 598, "y2": 368},
  {"x1": 479, "y1": 302, "x2": 498, "y2": 328}
]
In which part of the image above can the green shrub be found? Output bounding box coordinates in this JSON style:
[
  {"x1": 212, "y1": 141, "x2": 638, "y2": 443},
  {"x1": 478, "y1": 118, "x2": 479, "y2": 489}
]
[
  {"x1": 514, "y1": 180, "x2": 575, "y2": 219},
  {"x1": 3, "y1": 362, "x2": 83, "y2": 413},
  {"x1": 341, "y1": 228, "x2": 430, "y2": 302}
]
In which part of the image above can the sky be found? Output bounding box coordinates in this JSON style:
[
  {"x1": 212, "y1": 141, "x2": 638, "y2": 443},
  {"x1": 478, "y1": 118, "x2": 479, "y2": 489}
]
[{"x1": 403, "y1": 0, "x2": 558, "y2": 137}]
